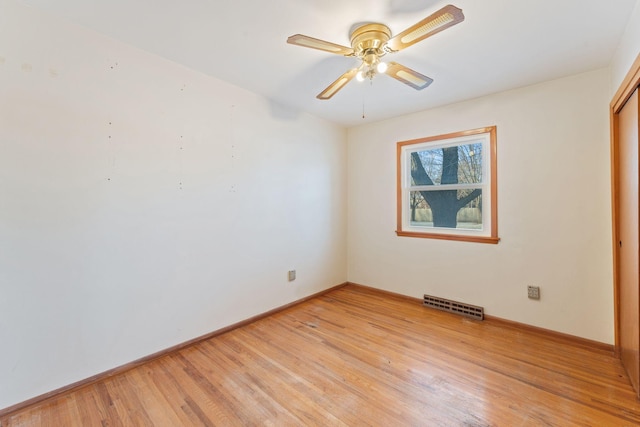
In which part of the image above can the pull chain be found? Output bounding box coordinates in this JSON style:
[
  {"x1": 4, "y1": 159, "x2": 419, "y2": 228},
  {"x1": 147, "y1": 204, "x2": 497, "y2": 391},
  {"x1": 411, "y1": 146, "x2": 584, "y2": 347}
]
[
  {"x1": 362, "y1": 79, "x2": 373, "y2": 119},
  {"x1": 362, "y1": 82, "x2": 366, "y2": 119}
]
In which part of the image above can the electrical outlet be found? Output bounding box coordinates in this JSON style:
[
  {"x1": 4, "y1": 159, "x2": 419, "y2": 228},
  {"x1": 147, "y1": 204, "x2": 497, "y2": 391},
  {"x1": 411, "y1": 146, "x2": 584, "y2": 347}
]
[
  {"x1": 527, "y1": 285, "x2": 540, "y2": 300},
  {"x1": 288, "y1": 270, "x2": 296, "y2": 281}
]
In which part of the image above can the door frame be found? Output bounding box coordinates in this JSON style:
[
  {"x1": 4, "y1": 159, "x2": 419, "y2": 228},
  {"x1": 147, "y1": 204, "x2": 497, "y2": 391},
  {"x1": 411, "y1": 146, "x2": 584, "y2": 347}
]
[{"x1": 611, "y1": 52, "x2": 640, "y2": 355}]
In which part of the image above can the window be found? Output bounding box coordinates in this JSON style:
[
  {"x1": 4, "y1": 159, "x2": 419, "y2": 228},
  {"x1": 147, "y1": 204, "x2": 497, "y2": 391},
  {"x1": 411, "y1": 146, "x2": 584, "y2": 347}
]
[{"x1": 396, "y1": 126, "x2": 498, "y2": 243}]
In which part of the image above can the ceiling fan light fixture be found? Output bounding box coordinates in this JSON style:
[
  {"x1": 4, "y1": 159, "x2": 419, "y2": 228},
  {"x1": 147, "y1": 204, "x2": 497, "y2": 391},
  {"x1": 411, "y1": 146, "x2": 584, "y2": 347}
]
[{"x1": 287, "y1": 4, "x2": 464, "y2": 99}]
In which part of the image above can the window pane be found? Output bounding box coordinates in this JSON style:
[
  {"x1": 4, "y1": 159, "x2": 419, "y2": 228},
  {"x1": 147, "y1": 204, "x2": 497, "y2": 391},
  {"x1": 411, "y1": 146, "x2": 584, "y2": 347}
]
[
  {"x1": 409, "y1": 190, "x2": 482, "y2": 230},
  {"x1": 411, "y1": 142, "x2": 483, "y2": 186}
]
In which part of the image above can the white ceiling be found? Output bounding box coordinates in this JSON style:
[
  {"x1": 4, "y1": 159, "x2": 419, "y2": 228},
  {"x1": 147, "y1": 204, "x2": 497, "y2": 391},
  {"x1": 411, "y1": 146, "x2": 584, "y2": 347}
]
[{"x1": 20, "y1": 0, "x2": 638, "y2": 127}]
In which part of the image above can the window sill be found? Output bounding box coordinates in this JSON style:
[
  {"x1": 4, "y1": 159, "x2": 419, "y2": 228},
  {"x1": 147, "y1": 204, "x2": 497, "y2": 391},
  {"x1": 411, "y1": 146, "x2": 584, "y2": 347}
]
[{"x1": 395, "y1": 230, "x2": 500, "y2": 244}]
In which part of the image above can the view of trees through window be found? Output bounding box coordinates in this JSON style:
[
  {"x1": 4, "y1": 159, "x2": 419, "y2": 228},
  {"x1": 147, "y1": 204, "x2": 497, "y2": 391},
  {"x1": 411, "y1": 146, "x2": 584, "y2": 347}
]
[{"x1": 409, "y1": 142, "x2": 483, "y2": 229}]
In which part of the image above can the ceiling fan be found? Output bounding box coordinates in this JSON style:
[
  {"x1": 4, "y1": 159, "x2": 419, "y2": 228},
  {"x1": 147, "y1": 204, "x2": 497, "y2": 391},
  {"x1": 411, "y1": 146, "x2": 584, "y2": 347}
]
[{"x1": 287, "y1": 4, "x2": 464, "y2": 100}]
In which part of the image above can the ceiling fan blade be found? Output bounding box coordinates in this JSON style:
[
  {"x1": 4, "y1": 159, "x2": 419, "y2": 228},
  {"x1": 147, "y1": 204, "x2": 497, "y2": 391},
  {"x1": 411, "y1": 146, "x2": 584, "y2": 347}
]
[
  {"x1": 386, "y1": 4, "x2": 464, "y2": 52},
  {"x1": 287, "y1": 34, "x2": 355, "y2": 56},
  {"x1": 317, "y1": 67, "x2": 360, "y2": 100},
  {"x1": 385, "y1": 62, "x2": 433, "y2": 90}
]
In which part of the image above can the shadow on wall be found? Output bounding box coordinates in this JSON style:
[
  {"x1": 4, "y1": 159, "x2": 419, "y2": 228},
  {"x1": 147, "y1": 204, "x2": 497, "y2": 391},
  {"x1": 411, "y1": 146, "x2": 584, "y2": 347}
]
[{"x1": 268, "y1": 99, "x2": 302, "y2": 121}]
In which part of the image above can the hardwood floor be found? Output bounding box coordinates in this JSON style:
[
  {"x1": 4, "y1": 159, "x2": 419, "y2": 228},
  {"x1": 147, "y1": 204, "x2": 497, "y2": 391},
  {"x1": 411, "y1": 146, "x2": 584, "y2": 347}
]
[{"x1": 2, "y1": 284, "x2": 640, "y2": 426}]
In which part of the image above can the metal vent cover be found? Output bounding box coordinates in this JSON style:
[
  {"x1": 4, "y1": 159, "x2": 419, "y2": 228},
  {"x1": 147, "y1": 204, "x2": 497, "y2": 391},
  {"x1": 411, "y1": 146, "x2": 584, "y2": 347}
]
[{"x1": 423, "y1": 294, "x2": 484, "y2": 320}]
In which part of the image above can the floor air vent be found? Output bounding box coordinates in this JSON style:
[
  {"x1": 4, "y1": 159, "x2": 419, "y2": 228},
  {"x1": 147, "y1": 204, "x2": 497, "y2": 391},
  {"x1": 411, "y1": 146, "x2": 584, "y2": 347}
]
[{"x1": 423, "y1": 294, "x2": 484, "y2": 320}]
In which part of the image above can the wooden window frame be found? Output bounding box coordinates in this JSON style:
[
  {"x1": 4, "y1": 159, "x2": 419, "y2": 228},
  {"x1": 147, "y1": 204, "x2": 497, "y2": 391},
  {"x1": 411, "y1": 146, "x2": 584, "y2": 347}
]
[{"x1": 396, "y1": 126, "x2": 499, "y2": 244}]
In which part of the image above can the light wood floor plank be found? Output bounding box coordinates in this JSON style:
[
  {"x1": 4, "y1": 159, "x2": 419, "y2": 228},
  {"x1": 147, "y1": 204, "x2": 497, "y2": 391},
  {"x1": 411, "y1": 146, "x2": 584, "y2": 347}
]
[{"x1": 2, "y1": 284, "x2": 640, "y2": 426}]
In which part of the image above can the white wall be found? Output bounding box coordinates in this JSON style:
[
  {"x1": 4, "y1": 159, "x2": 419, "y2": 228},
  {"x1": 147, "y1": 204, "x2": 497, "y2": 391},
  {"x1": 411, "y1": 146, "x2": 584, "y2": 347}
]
[
  {"x1": 0, "y1": 1, "x2": 347, "y2": 409},
  {"x1": 347, "y1": 68, "x2": 613, "y2": 343},
  {"x1": 612, "y1": 0, "x2": 640, "y2": 91}
]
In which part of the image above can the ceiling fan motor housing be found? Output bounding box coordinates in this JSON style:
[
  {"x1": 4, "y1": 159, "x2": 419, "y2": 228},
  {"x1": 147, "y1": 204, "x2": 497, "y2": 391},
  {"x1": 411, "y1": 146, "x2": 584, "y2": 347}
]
[{"x1": 350, "y1": 23, "x2": 391, "y2": 64}]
